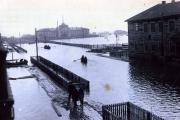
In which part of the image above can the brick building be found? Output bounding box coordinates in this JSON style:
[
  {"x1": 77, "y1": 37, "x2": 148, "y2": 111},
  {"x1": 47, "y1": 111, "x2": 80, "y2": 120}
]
[{"x1": 126, "y1": 1, "x2": 180, "y2": 62}]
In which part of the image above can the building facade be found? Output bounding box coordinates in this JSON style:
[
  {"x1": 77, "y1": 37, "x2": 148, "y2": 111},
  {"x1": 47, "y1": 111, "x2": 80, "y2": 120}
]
[
  {"x1": 36, "y1": 28, "x2": 57, "y2": 41},
  {"x1": 57, "y1": 22, "x2": 90, "y2": 39},
  {"x1": 126, "y1": 1, "x2": 180, "y2": 61},
  {"x1": 36, "y1": 22, "x2": 90, "y2": 40},
  {"x1": 58, "y1": 23, "x2": 70, "y2": 39},
  {"x1": 69, "y1": 27, "x2": 89, "y2": 38}
]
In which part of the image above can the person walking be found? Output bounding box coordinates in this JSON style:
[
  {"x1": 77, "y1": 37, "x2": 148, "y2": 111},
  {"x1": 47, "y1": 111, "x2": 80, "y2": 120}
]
[
  {"x1": 71, "y1": 85, "x2": 79, "y2": 107},
  {"x1": 68, "y1": 82, "x2": 74, "y2": 104},
  {"x1": 67, "y1": 82, "x2": 79, "y2": 107},
  {"x1": 78, "y1": 87, "x2": 84, "y2": 106},
  {"x1": 81, "y1": 55, "x2": 85, "y2": 63},
  {"x1": 84, "y1": 56, "x2": 87, "y2": 64}
]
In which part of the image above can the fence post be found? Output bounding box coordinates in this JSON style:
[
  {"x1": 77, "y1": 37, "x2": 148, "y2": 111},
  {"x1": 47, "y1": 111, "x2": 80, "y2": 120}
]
[
  {"x1": 147, "y1": 112, "x2": 151, "y2": 120},
  {"x1": 127, "y1": 102, "x2": 131, "y2": 120}
]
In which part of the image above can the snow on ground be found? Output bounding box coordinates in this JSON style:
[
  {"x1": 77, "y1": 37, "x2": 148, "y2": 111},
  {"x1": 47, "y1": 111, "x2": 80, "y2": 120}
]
[{"x1": 8, "y1": 67, "x2": 60, "y2": 120}]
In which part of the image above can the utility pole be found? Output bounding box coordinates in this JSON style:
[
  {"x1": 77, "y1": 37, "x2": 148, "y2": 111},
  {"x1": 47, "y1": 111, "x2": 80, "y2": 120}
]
[
  {"x1": 0, "y1": 33, "x2": 1, "y2": 44},
  {"x1": 35, "y1": 28, "x2": 39, "y2": 61},
  {"x1": 57, "y1": 20, "x2": 59, "y2": 39},
  {"x1": 19, "y1": 32, "x2": 21, "y2": 47},
  {"x1": 116, "y1": 34, "x2": 118, "y2": 47}
]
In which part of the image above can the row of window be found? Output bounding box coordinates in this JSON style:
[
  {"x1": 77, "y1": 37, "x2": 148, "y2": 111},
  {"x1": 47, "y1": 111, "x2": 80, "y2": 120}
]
[
  {"x1": 130, "y1": 42, "x2": 177, "y2": 54},
  {"x1": 134, "y1": 21, "x2": 175, "y2": 32}
]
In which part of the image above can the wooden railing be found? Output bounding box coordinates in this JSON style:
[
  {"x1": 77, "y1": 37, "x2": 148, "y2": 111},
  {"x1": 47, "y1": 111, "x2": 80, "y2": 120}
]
[
  {"x1": 102, "y1": 102, "x2": 164, "y2": 120},
  {"x1": 31, "y1": 56, "x2": 89, "y2": 92}
]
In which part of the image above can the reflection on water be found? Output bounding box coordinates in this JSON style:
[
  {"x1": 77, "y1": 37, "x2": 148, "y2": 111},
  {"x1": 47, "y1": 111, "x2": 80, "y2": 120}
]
[{"x1": 128, "y1": 62, "x2": 180, "y2": 120}]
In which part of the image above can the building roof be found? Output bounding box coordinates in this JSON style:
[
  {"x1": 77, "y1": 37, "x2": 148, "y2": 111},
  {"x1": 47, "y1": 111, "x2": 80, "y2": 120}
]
[
  {"x1": 70, "y1": 27, "x2": 89, "y2": 30},
  {"x1": 37, "y1": 28, "x2": 56, "y2": 32},
  {"x1": 59, "y1": 23, "x2": 69, "y2": 28},
  {"x1": 126, "y1": 1, "x2": 180, "y2": 22}
]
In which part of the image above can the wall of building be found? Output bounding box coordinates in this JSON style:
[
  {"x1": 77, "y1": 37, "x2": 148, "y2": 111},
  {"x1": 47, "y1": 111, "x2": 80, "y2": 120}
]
[
  {"x1": 36, "y1": 30, "x2": 57, "y2": 41},
  {"x1": 128, "y1": 16, "x2": 180, "y2": 60},
  {"x1": 36, "y1": 24, "x2": 90, "y2": 40}
]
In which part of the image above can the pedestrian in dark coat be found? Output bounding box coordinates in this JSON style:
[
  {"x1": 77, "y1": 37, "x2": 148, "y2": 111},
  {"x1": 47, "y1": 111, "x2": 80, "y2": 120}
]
[
  {"x1": 71, "y1": 86, "x2": 79, "y2": 107},
  {"x1": 81, "y1": 55, "x2": 85, "y2": 63},
  {"x1": 68, "y1": 82, "x2": 74, "y2": 104},
  {"x1": 78, "y1": 87, "x2": 84, "y2": 105},
  {"x1": 68, "y1": 82, "x2": 79, "y2": 107},
  {"x1": 84, "y1": 56, "x2": 87, "y2": 64}
]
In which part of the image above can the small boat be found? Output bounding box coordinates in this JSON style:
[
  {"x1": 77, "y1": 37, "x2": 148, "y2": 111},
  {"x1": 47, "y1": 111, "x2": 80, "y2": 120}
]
[
  {"x1": 44, "y1": 45, "x2": 51, "y2": 49},
  {"x1": 7, "y1": 59, "x2": 28, "y2": 67}
]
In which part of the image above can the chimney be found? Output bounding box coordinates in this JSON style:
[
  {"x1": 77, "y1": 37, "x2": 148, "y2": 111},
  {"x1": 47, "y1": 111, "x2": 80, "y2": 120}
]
[
  {"x1": 172, "y1": 0, "x2": 175, "y2": 3},
  {"x1": 162, "y1": 1, "x2": 166, "y2": 4}
]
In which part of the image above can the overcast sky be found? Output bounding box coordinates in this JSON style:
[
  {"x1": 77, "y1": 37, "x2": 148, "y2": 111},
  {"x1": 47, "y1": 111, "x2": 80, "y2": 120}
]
[{"x1": 0, "y1": 0, "x2": 178, "y2": 37}]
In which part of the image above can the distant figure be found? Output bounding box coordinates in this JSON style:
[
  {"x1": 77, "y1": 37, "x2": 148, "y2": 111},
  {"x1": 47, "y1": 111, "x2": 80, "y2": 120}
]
[
  {"x1": 78, "y1": 87, "x2": 84, "y2": 106},
  {"x1": 20, "y1": 59, "x2": 23, "y2": 62},
  {"x1": 68, "y1": 82, "x2": 79, "y2": 107},
  {"x1": 81, "y1": 55, "x2": 87, "y2": 64},
  {"x1": 81, "y1": 55, "x2": 85, "y2": 63},
  {"x1": 84, "y1": 56, "x2": 87, "y2": 64}
]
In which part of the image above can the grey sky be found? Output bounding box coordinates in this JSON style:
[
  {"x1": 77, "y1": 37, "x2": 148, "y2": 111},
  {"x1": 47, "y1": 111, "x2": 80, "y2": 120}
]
[{"x1": 0, "y1": 0, "x2": 178, "y2": 37}]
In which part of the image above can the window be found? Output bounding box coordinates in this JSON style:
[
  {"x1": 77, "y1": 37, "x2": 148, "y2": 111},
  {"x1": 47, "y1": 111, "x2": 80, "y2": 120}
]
[
  {"x1": 159, "y1": 22, "x2": 163, "y2": 32},
  {"x1": 144, "y1": 23, "x2": 148, "y2": 32},
  {"x1": 169, "y1": 21, "x2": 175, "y2": 32},
  {"x1": 151, "y1": 23, "x2": 156, "y2": 32},
  {"x1": 148, "y1": 35, "x2": 151, "y2": 40},
  {"x1": 135, "y1": 23, "x2": 141, "y2": 31}
]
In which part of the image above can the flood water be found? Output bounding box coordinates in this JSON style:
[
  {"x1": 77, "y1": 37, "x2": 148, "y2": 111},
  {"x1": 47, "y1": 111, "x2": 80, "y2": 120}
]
[{"x1": 7, "y1": 36, "x2": 180, "y2": 120}]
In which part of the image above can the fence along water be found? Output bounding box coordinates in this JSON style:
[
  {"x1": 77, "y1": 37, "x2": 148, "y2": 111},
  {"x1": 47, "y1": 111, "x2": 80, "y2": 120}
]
[{"x1": 102, "y1": 102, "x2": 164, "y2": 120}]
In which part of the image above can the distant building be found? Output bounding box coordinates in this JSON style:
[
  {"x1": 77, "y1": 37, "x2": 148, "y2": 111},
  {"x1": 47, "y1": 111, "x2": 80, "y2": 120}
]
[
  {"x1": 126, "y1": 1, "x2": 180, "y2": 61},
  {"x1": 36, "y1": 22, "x2": 90, "y2": 40},
  {"x1": 69, "y1": 27, "x2": 89, "y2": 38},
  {"x1": 21, "y1": 34, "x2": 35, "y2": 43},
  {"x1": 114, "y1": 30, "x2": 128, "y2": 36},
  {"x1": 36, "y1": 28, "x2": 57, "y2": 41},
  {"x1": 57, "y1": 22, "x2": 90, "y2": 39},
  {"x1": 57, "y1": 23, "x2": 70, "y2": 39}
]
